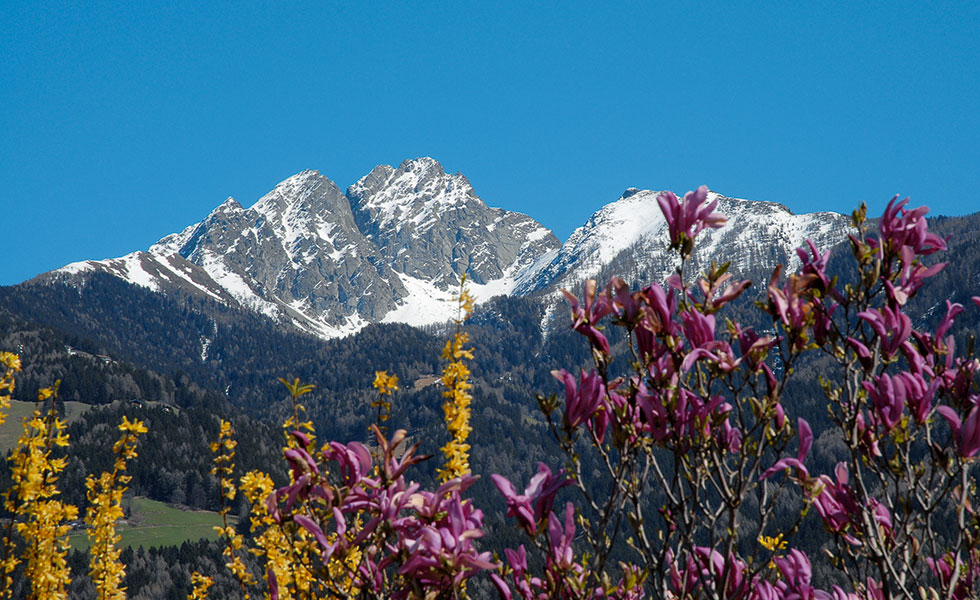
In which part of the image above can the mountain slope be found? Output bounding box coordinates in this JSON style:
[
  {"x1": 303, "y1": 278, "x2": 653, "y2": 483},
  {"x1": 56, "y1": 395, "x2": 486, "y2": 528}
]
[
  {"x1": 517, "y1": 189, "x2": 851, "y2": 296},
  {"x1": 43, "y1": 159, "x2": 561, "y2": 338},
  {"x1": 37, "y1": 164, "x2": 862, "y2": 341}
]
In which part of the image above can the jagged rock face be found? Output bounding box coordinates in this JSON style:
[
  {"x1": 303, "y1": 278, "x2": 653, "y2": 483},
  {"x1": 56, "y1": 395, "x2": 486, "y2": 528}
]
[
  {"x1": 147, "y1": 170, "x2": 407, "y2": 335},
  {"x1": 50, "y1": 159, "x2": 562, "y2": 338},
  {"x1": 44, "y1": 162, "x2": 852, "y2": 340},
  {"x1": 348, "y1": 158, "x2": 558, "y2": 288},
  {"x1": 517, "y1": 189, "x2": 851, "y2": 296}
]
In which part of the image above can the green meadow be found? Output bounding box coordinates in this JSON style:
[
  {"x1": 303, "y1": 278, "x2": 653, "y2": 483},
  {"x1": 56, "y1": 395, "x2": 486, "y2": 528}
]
[
  {"x1": 0, "y1": 398, "x2": 91, "y2": 453},
  {"x1": 69, "y1": 496, "x2": 234, "y2": 551}
]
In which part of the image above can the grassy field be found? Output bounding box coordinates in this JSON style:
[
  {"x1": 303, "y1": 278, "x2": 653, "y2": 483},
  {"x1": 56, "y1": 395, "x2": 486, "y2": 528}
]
[
  {"x1": 69, "y1": 497, "x2": 234, "y2": 551},
  {"x1": 0, "y1": 398, "x2": 92, "y2": 452}
]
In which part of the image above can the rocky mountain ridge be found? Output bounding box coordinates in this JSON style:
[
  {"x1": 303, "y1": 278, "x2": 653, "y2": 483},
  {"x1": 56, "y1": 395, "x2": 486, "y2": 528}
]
[{"x1": 42, "y1": 159, "x2": 852, "y2": 339}]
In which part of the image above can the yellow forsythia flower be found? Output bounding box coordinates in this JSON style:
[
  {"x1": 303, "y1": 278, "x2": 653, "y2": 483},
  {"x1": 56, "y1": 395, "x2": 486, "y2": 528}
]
[
  {"x1": 373, "y1": 370, "x2": 399, "y2": 395},
  {"x1": 209, "y1": 420, "x2": 254, "y2": 596},
  {"x1": 371, "y1": 371, "x2": 398, "y2": 432},
  {"x1": 438, "y1": 278, "x2": 476, "y2": 482},
  {"x1": 86, "y1": 417, "x2": 147, "y2": 600},
  {"x1": 759, "y1": 533, "x2": 788, "y2": 569},
  {"x1": 188, "y1": 572, "x2": 214, "y2": 599},
  {"x1": 0, "y1": 351, "x2": 20, "y2": 429},
  {"x1": 2, "y1": 382, "x2": 75, "y2": 600}
]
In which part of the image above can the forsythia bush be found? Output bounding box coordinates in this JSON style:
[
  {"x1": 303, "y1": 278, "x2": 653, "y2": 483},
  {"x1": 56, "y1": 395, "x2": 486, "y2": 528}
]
[
  {"x1": 2, "y1": 188, "x2": 979, "y2": 599},
  {"x1": 0, "y1": 375, "x2": 146, "y2": 600}
]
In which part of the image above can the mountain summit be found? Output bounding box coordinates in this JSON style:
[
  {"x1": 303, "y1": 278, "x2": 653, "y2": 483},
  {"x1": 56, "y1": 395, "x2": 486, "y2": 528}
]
[
  {"x1": 49, "y1": 159, "x2": 561, "y2": 338},
  {"x1": 45, "y1": 161, "x2": 852, "y2": 339},
  {"x1": 518, "y1": 189, "x2": 850, "y2": 296}
]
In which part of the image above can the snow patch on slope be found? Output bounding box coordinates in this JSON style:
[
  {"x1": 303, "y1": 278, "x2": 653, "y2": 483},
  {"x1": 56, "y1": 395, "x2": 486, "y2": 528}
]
[{"x1": 198, "y1": 251, "x2": 279, "y2": 319}]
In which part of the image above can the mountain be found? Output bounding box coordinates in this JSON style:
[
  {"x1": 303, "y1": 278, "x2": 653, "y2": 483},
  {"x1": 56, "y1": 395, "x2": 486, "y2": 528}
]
[
  {"x1": 517, "y1": 188, "x2": 851, "y2": 296},
  {"x1": 36, "y1": 160, "x2": 855, "y2": 340},
  {"x1": 42, "y1": 159, "x2": 560, "y2": 338}
]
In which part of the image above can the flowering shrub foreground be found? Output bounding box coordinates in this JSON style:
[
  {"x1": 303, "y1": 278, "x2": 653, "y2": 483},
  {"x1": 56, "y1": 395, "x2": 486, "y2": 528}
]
[{"x1": 2, "y1": 189, "x2": 980, "y2": 599}]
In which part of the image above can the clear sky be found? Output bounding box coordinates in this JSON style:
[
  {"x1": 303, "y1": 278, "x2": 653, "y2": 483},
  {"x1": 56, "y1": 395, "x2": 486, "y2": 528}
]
[{"x1": 3, "y1": 1, "x2": 979, "y2": 285}]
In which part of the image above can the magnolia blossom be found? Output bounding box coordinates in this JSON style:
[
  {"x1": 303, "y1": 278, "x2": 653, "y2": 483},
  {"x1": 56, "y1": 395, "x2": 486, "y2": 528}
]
[
  {"x1": 857, "y1": 306, "x2": 911, "y2": 359},
  {"x1": 268, "y1": 429, "x2": 498, "y2": 598},
  {"x1": 760, "y1": 418, "x2": 813, "y2": 480},
  {"x1": 878, "y1": 196, "x2": 947, "y2": 256},
  {"x1": 562, "y1": 280, "x2": 614, "y2": 354},
  {"x1": 656, "y1": 185, "x2": 727, "y2": 252},
  {"x1": 553, "y1": 368, "x2": 606, "y2": 431},
  {"x1": 936, "y1": 401, "x2": 980, "y2": 458},
  {"x1": 491, "y1": 463, "x2": 572, "y2": 536}
]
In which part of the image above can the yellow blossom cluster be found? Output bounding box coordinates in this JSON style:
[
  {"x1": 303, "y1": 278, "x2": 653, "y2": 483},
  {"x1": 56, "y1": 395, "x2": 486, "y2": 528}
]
[
  {"x1": 240, "y1": 470, "x2": 306, "y2": 599},
  {"x1": 759, "y1": 533, "x2": 788, "y2": 569},
  {"x1": 0, "y1": 351, "x2": 21, "y2": 428},
  {"x1": 85, "y1": 416, "x2": 148, "y2": 600},
  {"x1": 438, "y1": 279, "x2": 476, "y2": 482},
  {"x1": 1, "y1": 383, "x2": 76, "y2": 600},
  {"x1": 0, "y1": 301, "x2": 486, "y2": 599},
  {"x1": 278, "y1": 378, "x2": 316, "y2": 451},
  {"x1": 371, "y1": 370, "x2": 399, "y2": 433},
  {"x1": 210, "y1": 419, "x2": 255, "y2": 596},
  {"x1": 188, "y1": 572, "x2": 214, "y2": 599},
  {"x1": 373, "y1": 370, "x2": 399, "y2": 396}
]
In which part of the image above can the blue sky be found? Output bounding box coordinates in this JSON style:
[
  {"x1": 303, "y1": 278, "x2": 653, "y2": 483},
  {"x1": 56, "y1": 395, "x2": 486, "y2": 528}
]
[{"x1": 2, "y1": 1, "x2": 979, "y2": 285}]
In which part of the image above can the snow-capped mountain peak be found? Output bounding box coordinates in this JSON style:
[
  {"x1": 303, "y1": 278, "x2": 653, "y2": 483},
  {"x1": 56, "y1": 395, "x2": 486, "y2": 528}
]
[
  {"x1": 45, "y1": 165, "x2": 851, "y2": 341},
  {"x1": 517, "y1": 188, "x2": 850, "y2": 296},
  {"x1": 348, "y1": 157, "x2": 478, "y2": 233},
  {"x1": 50, "y1": 160, "x2": 562, "y2": 339}
]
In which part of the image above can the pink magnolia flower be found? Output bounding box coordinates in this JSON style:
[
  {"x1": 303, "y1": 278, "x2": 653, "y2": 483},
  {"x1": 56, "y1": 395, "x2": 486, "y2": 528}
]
[
  {"x1": 878, "y1": 196, "x2": 947, "y2": 256},
  {"x1": 553, "y1": 368, "x2": 606, "y2": 432},
  {"x1": 854, "y1": 412, "x2": 882, "y2": 458},
  {"x1": 397, "y1": 491, "x2": 498, "y2": 594},
  {"x1": 768, "y1": 270, "x2": 815, "y2": 340},
  {"x1": 796, "y1": 238, "x2": 832, "y2": 291},
  {"x1": 641, "y1": 282, "x2": 678, "y2": 334},
  {"x1": 695, "y1": 271, "x2": 751, "y2": 312},
  {"x1": 857, "y1": 306, "x2": 911, "y2": 359},
  {"x1": 490, "y1": 545, "x2": 544, "y2": 600},
  {"x1": 635, "y1": 383, "x2": 672, "y2": 443},
  {"x1": 761, "y1": 418, "x2": 813, "y2": 480},
  {"x1": 936, "y1": 300, "x2": 965, "y2": 341},
  {"x1": 679, "y1": 309, "x2": 737, "y2": 372},
  {"x1": 884, "y1": 245, "x2": 946, "y2": 305},
  {"x1": 562, "y1": 280, "x2": 614, "y2": 354},
  {"x1": 736, "y1": 325, "x2": 777, "y2": 372},
  {"x1": 894, "y1": 371, "x2": 938, "y2": 424},
  {"x1": 773, "y1": 549, "x2": 816, "y2": 598},
  {"x1": 668, "y1": 547, "x2": 755, "y2": 599},
  {"x1": 492, "y1": 463, "x2": 572, "y2": 536},
  {"x1": 862, "y1": 374, "x2": 906, "y2": 432},
  {"x1": 809, "y1": 462, "x2": 891, "y2": 546},
  {"x1": 635, "y1": 282, "x2": 679, "y2": 362},
  {"x1": 927, "y1": 551, "x2": 980, "y2": 600},
  {"x1": 936, "y1": 402, "x2": 980, "y2": 458},
  {"x1": 323, "y1": 440, "x2": 373, "y2": 487},
  {"x1": 810, "y1": 462, "x2": 861, "y2": 544},
  {"x1": 847, "y1": 337, "x2": 874, "y2": 371},
  {"x1": 656, "y1": 185, "x2": 727, "y2": 252},
  {"x1": 608, "y1": 276, "x2": 645, "y2": 324},
  {"x1": 812, "y1": 302, "x2": 838, "y2": 346},
  {"x1": 547, "y1": 502, "x2": 577, "y2": 571}
]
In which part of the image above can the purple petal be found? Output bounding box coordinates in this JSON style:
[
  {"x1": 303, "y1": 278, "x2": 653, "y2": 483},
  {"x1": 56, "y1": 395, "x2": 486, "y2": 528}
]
[
  {"x1": 936, "y1": 405, "x2": 963, "y2": 437},
  {"x1": 797, "y1": 418, "x2": 813, "y2": 462},
  {"x1": 293, "y1": 514, "x2": 330, "y2": 553}
]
